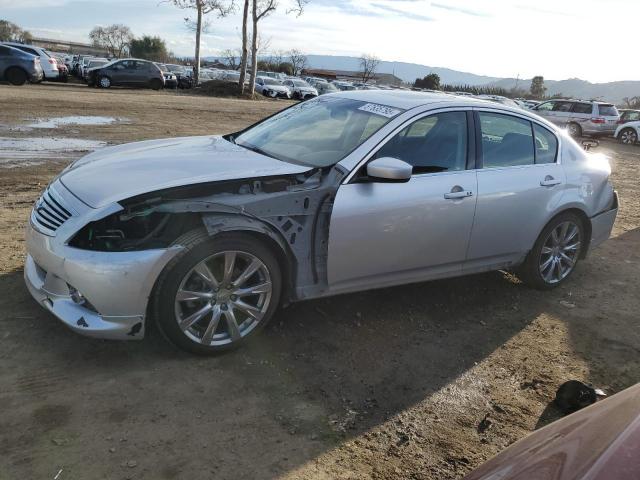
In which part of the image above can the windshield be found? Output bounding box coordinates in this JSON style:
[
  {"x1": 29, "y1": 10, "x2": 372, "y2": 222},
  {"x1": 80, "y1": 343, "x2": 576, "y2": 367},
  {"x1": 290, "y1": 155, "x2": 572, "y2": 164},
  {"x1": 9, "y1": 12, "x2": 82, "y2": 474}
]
[
  {"x1": 262, "y1": 78, "x2": 281, "y2": 85},
  {"x1": 293, "y1": 80, "x2": 309, "y2": 87},
  {"x1": 89, "y1": 60, "x2": 107, "y2": 67},
  {"x1": 234, "y1": 96, "x2": 404, "y2": 168},
  {"x1": 167, "y1": 64, "x2": 186, "y2": 73}
]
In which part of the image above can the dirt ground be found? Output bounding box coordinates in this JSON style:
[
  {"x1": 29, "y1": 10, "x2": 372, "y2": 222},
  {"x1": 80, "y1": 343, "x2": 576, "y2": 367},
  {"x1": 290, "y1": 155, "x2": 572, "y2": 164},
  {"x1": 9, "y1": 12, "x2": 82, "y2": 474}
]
[{"x1": 0, "y1": 83, "x2": 639, "y2": 480}]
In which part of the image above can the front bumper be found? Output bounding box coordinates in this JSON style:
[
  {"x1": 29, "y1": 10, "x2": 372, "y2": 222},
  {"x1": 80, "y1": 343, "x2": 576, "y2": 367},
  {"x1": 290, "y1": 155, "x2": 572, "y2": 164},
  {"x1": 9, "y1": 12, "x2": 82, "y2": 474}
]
[
  {"x1": 590, "y1": 191, "x2": 618, "y2": 250},
  {"x1": 24, "y1": 181, "x2": 181, "y2": 340}
]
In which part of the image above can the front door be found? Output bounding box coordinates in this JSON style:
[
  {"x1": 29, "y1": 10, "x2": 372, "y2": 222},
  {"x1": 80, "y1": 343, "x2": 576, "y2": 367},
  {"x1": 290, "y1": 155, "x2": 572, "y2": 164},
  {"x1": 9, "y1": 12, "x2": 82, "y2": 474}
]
[{"x1": 328, "y1": 110, "x2": 478, "y2": 294}]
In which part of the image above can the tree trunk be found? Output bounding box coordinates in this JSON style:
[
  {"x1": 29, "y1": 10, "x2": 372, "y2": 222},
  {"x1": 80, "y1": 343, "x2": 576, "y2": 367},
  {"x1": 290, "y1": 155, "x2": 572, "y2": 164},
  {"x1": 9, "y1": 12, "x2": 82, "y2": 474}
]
[
  {"x1": 194, "y1": 3, "x2": 203, "y2": 86},
  {"x1": 248, "y1": 0, "x2": 258, "y2": 96},
  {"x1": 238, "y1": 0, "x2": 249, "y2": 95}
]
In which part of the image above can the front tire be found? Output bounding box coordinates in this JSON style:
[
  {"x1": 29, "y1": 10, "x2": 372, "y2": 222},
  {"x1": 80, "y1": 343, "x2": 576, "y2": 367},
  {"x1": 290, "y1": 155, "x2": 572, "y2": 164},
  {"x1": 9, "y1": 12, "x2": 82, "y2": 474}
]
[
  {"x1": 518, "y1": 212, "x2": 585, "y2": 290},
  {"x1": 149, "y1": 78, "x2": 163, "y2": 90},
  {"x1": 619, "y1": 128, "x2": 638, "y2": 145},
  {"x1": 153, "y1": 230, "x2": 282, "y2": 355},
  {"x1": 5, "y1": 67, "x2": 27, "y2": 86}
]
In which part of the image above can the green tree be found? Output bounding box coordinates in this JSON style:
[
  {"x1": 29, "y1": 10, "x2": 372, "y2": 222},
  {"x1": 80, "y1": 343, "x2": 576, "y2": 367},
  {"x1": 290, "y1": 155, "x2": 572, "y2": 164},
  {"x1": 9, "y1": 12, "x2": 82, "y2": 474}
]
[
  {"x1": 415, "y1": 73, "x2": 440, "y2": 90},
  {"x1": 530, "y1": 76, "x2": 546, "y2": 99},
  {"x1": 130, "y1": 36, "x2": 169, "y2": 62}
]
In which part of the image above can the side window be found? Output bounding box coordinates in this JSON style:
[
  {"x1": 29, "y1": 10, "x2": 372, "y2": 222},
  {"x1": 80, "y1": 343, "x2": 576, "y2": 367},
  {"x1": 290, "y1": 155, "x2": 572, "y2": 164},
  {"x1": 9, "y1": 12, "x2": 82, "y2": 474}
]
[
  {"x1": 572, "y1": 102, "x2": 593, "y2": 114},
  {"x1": 479, "y1": 112, "x2": 534, "y2": 168},
  {"x1": 629, "y1": 112, "x2": 640, "y2": 122},
  {"x1": 536, "y1": 101, "x2": 555, "y2": 112},
  {"x1": 552, "y1": 102, "x2": 574, "y2": 112},
  {"x1": 533, "y1": 124, "x2": 558, "y2": 164},
  {"x1": 376, "y1": 111, "x2": 468, "y2": 174},
  {"x1": 112, "y1": 61, "x2": 125, "y2": 70}
]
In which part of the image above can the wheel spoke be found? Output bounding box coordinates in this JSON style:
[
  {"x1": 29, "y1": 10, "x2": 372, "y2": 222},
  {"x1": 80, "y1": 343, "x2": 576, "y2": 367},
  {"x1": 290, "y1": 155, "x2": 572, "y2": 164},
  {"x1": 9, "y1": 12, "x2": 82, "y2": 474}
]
[
  {"x1": 559, "y1": 222, "x2": 569, "y2": 242},
  {"x1": 236, "y1": 281, "x2": 272, "y2": 297},
  {"x1": 223, "y1": 252, "x2": 237, "y2": 285},
  {"x1": 234, "y1": 258, "x2": 262, "y2": 287},
  {"x1": 551, "y1": 227, "x2": 560, "y2": 245},
  {"x1": 541, "y1": 246, "x2": 553, "y2": 255},
  {"x1": 201, "y1": 306, "x2": 222, "y2": 345},
  {"x1": 179, "y1": 304, "x2": 212, "y2": 331},
  {"x1": 194, "y1": 262, "x2": 218, "y2": 289},
  {"x1": 540, "y1": 256, "x2": 554, "y2": 272},
  {"x1": 554, "y1": 258, "x2": 563, "y2": 280},
  {"x1": 233, "y1": 299, "x2": 262, "y2": 319},
  {"x1": 564, "y1": 225, "x2": 578, "y2": 244},
  {"x1": 176, "y1": 289, "x2": 214, "y2": 302},
  {"x1": 563, "y1": 241, "x2": 581, "y2": 252},
  {"x1": 224, "y1": 308, "x2": 241, "y2": 341},
  {"x1": 559, "y1": 252, "x2": 575, "y2": 266},
  {"x1": 542, "y1": 259, "x2": 556, "y2": 282}
]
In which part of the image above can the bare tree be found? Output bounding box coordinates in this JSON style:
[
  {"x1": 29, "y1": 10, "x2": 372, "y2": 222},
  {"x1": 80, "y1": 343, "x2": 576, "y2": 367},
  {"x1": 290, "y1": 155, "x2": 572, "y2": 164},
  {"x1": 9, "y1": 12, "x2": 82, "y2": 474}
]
[
  {"x1": 238, "y1": 0, "x2": 250, "y2": 94},
  {"x1": 359, "y1": 54, "x2": 379, "y2": 84},
  {"x1": 288, "y1": 49, "x2": 307, "y2": 76},
  {"x1": 170, "y1": 0, "x2": 235, "y2": 85},
  {"x1": 245, "y1": 0, "x2": 307, "y2": 96},
  {"x1": 89, "y1": 24, "x2": 133, "y2": 58},
  {"x1": 220, "y1": 48, "x2": 240, "y2": 69}
]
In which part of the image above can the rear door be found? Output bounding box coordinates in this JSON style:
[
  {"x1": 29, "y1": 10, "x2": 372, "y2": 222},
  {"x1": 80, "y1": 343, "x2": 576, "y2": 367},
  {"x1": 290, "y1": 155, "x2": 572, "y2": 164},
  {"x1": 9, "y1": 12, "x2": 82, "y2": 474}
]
[
  {"x1": 464, "y1": 110, "x2": 565, "y2": 271},
  {"x1": 533, "y1": 101, "x2": 557, "y2": 123}
]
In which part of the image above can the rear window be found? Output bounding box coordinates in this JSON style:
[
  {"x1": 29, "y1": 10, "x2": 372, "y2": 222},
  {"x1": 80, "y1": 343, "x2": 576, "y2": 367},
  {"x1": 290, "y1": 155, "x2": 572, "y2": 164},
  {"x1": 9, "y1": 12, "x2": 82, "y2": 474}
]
[
  {"x1": 571, "y1": 103, "x2": 593, "y2": 114},
  {"x1": 598, "y1": 104, "x2": 618, "y2": 116}
]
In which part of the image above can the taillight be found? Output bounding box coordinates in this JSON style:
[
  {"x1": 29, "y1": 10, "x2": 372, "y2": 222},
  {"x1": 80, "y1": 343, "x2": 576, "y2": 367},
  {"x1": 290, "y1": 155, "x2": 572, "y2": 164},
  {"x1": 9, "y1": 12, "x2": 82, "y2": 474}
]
[{"x1": 591, "y1": 117, "x2": 606, "y2": 124}]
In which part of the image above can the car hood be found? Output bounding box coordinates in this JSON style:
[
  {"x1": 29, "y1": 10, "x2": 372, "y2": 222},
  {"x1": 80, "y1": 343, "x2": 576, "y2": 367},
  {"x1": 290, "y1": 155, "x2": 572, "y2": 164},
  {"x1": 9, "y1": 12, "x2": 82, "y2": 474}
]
[{"x1": 59, "y1": 135, "x2": 311, "y2": 208}]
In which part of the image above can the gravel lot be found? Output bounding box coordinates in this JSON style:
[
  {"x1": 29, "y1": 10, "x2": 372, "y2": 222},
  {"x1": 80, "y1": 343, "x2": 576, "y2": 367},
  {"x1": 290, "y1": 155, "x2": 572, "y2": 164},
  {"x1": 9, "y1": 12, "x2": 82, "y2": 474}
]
[{"x1": 1, "y1": 83, "x2": 639, "y2": 480}]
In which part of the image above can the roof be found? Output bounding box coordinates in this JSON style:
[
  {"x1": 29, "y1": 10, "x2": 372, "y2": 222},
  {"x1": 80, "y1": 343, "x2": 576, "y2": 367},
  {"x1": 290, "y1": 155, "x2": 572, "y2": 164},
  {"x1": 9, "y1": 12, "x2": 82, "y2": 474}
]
[{"x1": 336, "y1": 89, "x2": 503, "y2": 111}]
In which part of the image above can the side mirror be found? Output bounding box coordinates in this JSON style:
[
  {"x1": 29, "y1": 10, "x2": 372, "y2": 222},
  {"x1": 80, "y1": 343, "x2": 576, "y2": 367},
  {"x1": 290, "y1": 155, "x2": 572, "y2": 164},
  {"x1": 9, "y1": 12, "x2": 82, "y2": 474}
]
[{"x1": 366, "y1": 157, "x2": 412, "y2": 182}]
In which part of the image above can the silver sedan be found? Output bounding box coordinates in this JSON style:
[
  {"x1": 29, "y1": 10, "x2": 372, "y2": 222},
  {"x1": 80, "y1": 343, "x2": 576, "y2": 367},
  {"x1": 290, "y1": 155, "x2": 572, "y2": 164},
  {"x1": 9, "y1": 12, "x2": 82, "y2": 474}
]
[{"x1": 25, "y1": 92, "x2": 618, "y2": 354}]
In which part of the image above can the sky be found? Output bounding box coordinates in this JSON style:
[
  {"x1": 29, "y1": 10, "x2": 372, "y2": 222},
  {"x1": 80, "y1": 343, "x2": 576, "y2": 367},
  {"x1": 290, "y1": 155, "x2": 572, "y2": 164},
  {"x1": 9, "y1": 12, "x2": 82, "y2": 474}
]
[{"x1": 1, "y1": 0, "x2": 638, "y2": 83}]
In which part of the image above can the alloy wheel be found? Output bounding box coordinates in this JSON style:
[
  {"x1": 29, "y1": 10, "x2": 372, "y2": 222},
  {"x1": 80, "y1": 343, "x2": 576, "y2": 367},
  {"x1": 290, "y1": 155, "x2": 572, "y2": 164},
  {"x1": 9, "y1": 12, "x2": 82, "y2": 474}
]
[
  {"x1": 174, "y1": 250, "x2": 272, "y2": 346},
  {"x1": 538, "y1": 221, "x2": 581, "y2": 284},
  {"x1": 620, "y1": 129, "x2": 637, "y2": 144},
  {"x1": 99, "y1": 77, "x2": 111, "y2": 88},
  {"x1": 567, "y1": 123, "x2": 581, "y2": 137}
]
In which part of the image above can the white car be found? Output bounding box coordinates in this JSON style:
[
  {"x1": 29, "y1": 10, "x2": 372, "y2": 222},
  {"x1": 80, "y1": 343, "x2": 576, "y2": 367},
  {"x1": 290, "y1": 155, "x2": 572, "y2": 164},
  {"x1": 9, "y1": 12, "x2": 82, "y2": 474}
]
[
  {"x1": 2, "y1": 42, "x2": 59, "y2": 80},
  {"x1": 614, "y1": 120, "x2": 640, "y2": 145},
  {"x1": 282, "y1": 79, "x2": 318, "y2": 100},
  {"x1": 254, "y1": 76, "x2": 291, "y2": 98}
]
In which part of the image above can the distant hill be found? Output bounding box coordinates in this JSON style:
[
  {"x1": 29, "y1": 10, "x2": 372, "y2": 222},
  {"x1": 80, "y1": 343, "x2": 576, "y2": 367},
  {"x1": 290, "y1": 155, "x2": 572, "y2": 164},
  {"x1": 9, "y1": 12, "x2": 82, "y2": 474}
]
[
  {"x1": 306, "y1": 55, "x2": 501, "y2": 86},
  {"x1": 203, "y1": 53, "x2": 640, "y2": 104},
  {"x1": 488, "y1": 77, "x2": 640, "y2": 104}
]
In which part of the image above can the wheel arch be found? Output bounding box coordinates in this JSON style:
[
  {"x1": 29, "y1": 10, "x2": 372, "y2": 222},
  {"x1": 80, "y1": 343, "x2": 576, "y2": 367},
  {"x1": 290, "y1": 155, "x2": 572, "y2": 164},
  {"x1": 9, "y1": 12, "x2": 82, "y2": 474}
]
[
  {"x1": 540, "y1": 207, "x2": 592, "y2": 259},
  {"x1": 4, "y1": 65, "x2": 29, "y2": 83}
]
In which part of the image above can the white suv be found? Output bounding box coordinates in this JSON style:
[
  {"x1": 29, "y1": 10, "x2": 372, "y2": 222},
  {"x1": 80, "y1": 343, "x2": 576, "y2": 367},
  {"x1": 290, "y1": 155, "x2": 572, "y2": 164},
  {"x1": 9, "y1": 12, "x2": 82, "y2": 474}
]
[
  {"x1": 2, "y1": 42, "x2": 59, "y2": 80},
  {"x1": 614, "y1": 121, "x2": 640, "y2": 145}
]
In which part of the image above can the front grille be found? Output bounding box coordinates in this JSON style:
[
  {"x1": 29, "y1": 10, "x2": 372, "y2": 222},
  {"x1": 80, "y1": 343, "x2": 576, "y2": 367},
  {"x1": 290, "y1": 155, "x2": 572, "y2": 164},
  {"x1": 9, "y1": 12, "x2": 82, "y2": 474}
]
[{"x1": 32, "y1": 188, "x2": 73, "y2": 234}]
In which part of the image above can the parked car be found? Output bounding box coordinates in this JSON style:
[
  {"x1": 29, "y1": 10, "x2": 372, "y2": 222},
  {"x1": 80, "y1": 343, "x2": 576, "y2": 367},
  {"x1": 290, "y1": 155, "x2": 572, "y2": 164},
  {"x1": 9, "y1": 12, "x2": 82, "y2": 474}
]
[
  {"x1": 477, "y1": 94, "x2": 522, "y2": 109},
  {"x1": 316, "y1": 81, "x2": 339, "y2": 95},
  {"x1": 617, "y1": 109, "x2": 640, "y2": 124},
  {"x1": 614, "y1": 120, "x2": 640, "y2": 145},
  {"x1": 55, "y1": 62, "x2": 69, "y2": 82},
  {"x1": 0, "y1": 44, "x2": 43, "y2": 85},
  {"x1": 82, "y1": 59, "x2": 108, "y2": 81},
  {"x1": 2, "y1": 42, "x2": 59, "y2": 80},
  {"x1": 532, "y1": 99, "x2": 620, "y2": 138},
  {"x1": 154, "y1": 63, "x2": 178, "y2": 88},
  {"x1": 24, "y1": 92, "x2": 618, "y2": 354},
  {"x1": 254, "y1": 76, "x2": 291, "y2": 98},
  {"x1": 72, "y1": 54, "x2": 93, "y2": 76},
  {"x1": 282, "y1": 78, "x2": 318, "y2": 99},
  {"x1": 464, "y1": 383, "x2": 640, "y2": 480},
  {"x1": 86, "y1": 58, "x2": 165, "y2": 90}
]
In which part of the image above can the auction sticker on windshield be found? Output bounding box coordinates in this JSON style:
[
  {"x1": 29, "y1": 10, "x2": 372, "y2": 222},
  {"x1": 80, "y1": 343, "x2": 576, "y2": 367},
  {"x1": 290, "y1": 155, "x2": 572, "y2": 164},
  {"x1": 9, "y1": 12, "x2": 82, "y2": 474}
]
[{"x1": 358, "y1": 103, "x2": 402, "y2": 118}]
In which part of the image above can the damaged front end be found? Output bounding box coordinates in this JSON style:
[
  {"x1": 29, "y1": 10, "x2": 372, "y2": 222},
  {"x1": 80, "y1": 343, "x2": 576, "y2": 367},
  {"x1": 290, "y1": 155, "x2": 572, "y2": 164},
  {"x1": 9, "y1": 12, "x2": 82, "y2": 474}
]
[{"x1": 69, "y1": 166, "x2": 346, "y2": 301}]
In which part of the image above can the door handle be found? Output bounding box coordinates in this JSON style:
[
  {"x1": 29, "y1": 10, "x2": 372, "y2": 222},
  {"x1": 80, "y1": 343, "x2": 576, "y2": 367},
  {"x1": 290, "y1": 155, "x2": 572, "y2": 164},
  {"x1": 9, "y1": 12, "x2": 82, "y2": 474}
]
[
  {"x1": 540, "y1": 175, "x2": 561, "y2": 187},
  {"x1": 444, "y1": 190, "x2": 474, "y2": 200}
]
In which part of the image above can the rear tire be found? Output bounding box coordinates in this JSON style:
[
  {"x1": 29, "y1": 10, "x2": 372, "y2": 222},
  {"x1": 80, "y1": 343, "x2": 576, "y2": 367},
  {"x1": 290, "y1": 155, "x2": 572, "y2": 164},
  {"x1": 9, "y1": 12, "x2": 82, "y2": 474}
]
[
  {"x1": 518, "y1": 212, "x2": 585, "y2": 290},
  {"x1": 5, "y1": 67, "x2": 27, "y2": 86},
  {"x1": 567, "y1": 122, "x2": 582, "y2": 138},
  {"x1": 152, "y1": 230, "x2": 282, "y2": 355},
  {"x1": 98, "y1": 75, "x2": 111, "y2": 88},
  {"x1": 619, "y1": 128, "x2": 638, "y2": 145}
]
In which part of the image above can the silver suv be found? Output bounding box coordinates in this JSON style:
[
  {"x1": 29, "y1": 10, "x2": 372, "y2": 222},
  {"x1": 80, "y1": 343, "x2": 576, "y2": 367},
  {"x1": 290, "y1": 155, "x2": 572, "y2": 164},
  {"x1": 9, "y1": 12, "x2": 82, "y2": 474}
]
[{"x1": 532, "y1": 99, "x2": 619, "y2": 137}]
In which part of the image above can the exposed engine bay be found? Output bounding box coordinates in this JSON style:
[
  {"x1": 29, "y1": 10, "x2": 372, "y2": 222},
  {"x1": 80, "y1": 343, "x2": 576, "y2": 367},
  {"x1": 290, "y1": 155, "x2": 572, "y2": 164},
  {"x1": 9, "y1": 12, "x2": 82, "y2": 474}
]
[{"x1": 69, "y1": 166, "x2": 346, "y2": 300}]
